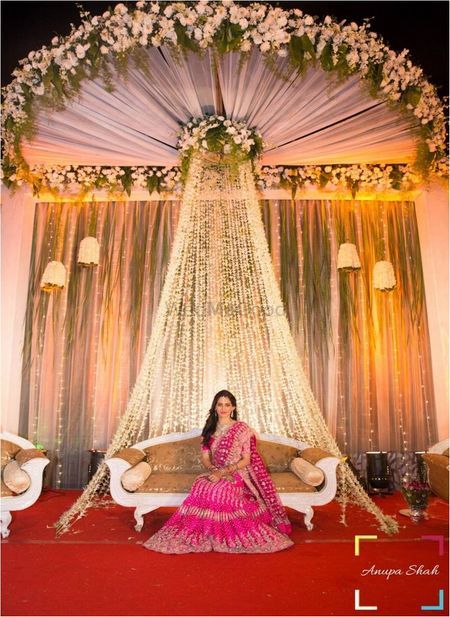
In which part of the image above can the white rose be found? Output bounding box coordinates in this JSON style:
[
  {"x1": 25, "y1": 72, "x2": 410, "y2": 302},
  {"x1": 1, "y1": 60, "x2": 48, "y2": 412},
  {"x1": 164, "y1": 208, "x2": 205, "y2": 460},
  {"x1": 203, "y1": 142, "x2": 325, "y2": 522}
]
[
  {"x1": 241, "y1": 39, "x2": 251, "y2": 52},
  {"x1": 260, "y1": 41, "x2": 270, "y2": 52},
  {"x1": 304, "y1": 15, "x2": 314, "y2": 26},
  {"x1": 75, "y1": 44, "x2": 86, "y2": 59},
  {"x1": 114, "y1": 3, "x2": 128, "y2": 15},
  {"x1": 33, "y1": 84, "x2": 45, "y2": 96},
  {"x1": 100, "y1": 45, "x2": 109, "y2": 54}
]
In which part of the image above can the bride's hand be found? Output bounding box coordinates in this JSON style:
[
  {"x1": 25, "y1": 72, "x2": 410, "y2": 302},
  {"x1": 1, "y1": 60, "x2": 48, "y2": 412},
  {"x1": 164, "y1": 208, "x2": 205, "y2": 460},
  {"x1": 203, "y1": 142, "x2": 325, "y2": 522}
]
[{"x1": 208, "y1": 471, "x2": 222, "y2": 482}]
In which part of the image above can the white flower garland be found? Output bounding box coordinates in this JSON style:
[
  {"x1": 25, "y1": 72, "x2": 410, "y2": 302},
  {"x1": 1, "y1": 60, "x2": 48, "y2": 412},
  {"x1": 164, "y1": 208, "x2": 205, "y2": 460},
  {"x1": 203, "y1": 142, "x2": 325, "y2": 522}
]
[
  {"x1": 2, "y1": 0, "x2": 447, "y2": 190},
  {"x1": 18, "y1": 160, "x2": 448, "y2": 198}
]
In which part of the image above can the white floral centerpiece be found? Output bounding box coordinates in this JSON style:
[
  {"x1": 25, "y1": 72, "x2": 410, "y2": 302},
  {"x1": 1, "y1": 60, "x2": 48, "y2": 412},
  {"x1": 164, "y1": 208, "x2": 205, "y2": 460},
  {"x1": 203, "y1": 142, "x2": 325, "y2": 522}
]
[{"x1": 177, "y1": 115, "x2": 264, "y2": 178}]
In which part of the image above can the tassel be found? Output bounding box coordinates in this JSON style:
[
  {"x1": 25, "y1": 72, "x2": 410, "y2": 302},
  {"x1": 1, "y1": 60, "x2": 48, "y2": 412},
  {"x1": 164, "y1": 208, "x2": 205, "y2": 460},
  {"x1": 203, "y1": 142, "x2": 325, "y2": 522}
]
[
  {"x1": 78, "y1": 236, "x2": 100, "y2": 267},
  {"x1": 40, "y1": 261, "x2": 66, "y2": 292},
  {"x1": 373, "y1": 260, "x2": 396, "y2": 291},
  {"x1": 337, "y1": 243, "x2": 361, "y2": 271}
]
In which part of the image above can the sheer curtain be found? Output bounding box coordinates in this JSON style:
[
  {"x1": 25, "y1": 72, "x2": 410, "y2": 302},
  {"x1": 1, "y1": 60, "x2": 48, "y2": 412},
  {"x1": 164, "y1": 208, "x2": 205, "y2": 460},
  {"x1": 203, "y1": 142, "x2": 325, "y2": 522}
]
[{"x1": 20, "y1": 199, "x2": 437, "y2": 487}]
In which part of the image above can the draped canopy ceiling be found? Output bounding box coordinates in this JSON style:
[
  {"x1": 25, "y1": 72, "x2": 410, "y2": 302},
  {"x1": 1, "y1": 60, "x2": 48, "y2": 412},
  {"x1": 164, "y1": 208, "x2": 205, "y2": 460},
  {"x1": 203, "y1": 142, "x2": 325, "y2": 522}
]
[{"x1": 23, "y1": 47, "x2": 418, "y2": 168}]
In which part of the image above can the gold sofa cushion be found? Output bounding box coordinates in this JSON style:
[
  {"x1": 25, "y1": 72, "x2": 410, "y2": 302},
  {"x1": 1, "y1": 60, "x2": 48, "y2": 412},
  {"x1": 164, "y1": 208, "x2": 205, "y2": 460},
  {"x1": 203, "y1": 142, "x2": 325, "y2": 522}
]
[
  {"x1": 144, "y1": 437, "x2": 204, "y2": 474},
  {"x1": 1, "y1": 440, "x2": 22, "y2": 468},
  {"x1": 300, "y1": 447, "x2": 336, "y2": 466},
  {"x1": 15, "y1": 449, "x2": 47, "y2": 466},
  {"x1": 113, "y1": 448, "x2": 146, "y2": 466},
  {"x1": 256, "y1": 440, "x2": 299, "y2": 472},
  {"x1": 135, "y1": 471, "x2": 316, "y2": 494},
  {"x1": 136, "y1": 473, "x2": 199, "y2": 493},
  {"x1": 422, "y1": 453, "x2": 449, "y2": 502}
]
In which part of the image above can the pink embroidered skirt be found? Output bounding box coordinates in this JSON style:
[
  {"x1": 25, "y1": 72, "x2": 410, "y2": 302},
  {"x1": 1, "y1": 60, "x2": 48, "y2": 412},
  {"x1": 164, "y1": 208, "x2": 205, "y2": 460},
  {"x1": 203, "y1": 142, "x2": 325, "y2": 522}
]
[{"x1": 143, "y1": 473, "x2": 294, "y2": 554}]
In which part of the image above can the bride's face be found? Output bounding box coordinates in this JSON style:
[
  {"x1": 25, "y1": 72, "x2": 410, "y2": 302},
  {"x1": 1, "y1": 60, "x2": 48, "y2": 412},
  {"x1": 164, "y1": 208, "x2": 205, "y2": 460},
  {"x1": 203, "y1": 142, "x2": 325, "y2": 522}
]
[{"x1": 215, "y1": 396, "x2": 235, "y2": 420}]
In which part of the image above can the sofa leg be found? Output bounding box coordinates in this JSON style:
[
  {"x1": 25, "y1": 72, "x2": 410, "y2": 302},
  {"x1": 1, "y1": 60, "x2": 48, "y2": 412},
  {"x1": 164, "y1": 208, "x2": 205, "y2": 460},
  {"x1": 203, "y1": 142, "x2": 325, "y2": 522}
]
[
  {"x1": 1, "y1": 511, "x2": 12, "y2": 538},
  {"x1": 134, "y1": 506, "x2": 159, "y2": 532},
  {"x1": 304, "y1": 506, "x2": 314, "y2": 531}
]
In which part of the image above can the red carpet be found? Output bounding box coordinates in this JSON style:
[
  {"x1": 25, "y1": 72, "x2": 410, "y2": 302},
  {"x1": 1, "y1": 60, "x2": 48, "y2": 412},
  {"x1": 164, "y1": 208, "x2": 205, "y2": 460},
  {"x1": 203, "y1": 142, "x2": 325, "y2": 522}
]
[{"x1": 2, "y1": 489, "x2": 448, "y2": 616}]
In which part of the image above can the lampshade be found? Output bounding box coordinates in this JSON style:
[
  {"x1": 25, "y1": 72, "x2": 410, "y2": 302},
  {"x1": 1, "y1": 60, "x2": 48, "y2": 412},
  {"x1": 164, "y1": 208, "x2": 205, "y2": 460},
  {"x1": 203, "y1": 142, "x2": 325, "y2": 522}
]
[
  {"x1": 373, "y1": 260, "x2": 397, "y2": 291},
  {"x1": 337, "y1": 242, "x2": 362, "y2": 271},
  {"x1": 78, "y1": 236, "x2": 100, "y2": 267},
  {"x1": 40, "y1": 261, "x2": 66, "y2": 292}
]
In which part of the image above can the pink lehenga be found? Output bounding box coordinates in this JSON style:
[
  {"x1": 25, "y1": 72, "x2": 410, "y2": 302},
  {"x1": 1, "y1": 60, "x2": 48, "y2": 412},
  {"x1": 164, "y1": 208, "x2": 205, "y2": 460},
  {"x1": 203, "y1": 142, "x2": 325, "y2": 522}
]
[{"x1": 143, "y1": 421, "x2": 294, "y2": 553}]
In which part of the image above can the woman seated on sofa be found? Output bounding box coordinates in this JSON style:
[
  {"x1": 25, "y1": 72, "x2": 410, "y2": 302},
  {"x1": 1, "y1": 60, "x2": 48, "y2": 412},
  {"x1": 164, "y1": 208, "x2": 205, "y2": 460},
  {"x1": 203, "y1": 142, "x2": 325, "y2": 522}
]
[{"x1": 143, "y1": 389, "x2": 294, "y2": 553}]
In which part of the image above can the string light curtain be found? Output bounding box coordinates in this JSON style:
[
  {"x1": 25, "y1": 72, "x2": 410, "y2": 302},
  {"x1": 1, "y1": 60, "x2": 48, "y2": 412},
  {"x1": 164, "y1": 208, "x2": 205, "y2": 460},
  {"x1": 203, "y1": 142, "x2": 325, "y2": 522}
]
[
  {"x1": 19, "y1": 200, "x2": 178, "y2": 488},
  {"x1": 261, "y1": 199, "x2": 437, "y2": 459}
]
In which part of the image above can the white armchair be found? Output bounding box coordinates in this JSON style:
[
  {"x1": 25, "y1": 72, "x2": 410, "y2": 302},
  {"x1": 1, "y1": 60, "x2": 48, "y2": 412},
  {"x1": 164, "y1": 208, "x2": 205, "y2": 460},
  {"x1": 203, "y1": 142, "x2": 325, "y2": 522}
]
[{"x1": 1, "y1": 432, "x2": 50, "y2": 538}]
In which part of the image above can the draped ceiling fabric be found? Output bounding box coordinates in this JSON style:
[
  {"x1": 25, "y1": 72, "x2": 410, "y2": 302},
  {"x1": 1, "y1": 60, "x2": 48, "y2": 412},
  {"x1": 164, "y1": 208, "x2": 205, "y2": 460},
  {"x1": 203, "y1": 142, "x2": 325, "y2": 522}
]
[{"x1": 22, "y1": 48, "x2": 418, "y2": 167}]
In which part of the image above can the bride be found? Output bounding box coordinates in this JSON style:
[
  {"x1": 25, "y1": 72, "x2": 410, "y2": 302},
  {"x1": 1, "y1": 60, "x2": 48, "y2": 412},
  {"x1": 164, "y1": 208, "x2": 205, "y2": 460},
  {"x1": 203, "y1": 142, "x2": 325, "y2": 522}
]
[{"x1": 143, "y1": 389, "x2": 294, "y2": 553}]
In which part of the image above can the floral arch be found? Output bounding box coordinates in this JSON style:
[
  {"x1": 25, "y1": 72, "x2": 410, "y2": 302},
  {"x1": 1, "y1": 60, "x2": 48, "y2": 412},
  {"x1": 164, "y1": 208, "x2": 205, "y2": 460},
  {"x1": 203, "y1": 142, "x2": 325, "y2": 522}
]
[{"x1": 2, "y1": 0, "x2": 447, "y2": 196}]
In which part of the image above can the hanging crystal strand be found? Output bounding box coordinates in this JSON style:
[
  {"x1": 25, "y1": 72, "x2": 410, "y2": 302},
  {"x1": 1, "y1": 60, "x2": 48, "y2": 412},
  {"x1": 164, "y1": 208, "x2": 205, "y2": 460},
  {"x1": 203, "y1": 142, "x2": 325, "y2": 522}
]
[{"x1": 222, "y1": 169, "x2": 261, "y2": 421}]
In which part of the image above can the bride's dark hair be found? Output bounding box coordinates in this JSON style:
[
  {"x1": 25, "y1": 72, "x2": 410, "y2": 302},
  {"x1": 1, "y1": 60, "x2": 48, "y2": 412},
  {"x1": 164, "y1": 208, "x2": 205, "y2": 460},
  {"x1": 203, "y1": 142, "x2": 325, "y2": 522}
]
[{"x1": 201, "y1": 390, "x2": 238, "y2": 448}]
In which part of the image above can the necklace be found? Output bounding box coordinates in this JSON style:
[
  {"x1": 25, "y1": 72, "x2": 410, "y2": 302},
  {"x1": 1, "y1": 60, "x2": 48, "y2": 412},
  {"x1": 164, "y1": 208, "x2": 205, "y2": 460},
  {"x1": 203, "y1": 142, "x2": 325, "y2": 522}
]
[{"x1": 215, "y1": 422, "x2": 234, "y2": 436}]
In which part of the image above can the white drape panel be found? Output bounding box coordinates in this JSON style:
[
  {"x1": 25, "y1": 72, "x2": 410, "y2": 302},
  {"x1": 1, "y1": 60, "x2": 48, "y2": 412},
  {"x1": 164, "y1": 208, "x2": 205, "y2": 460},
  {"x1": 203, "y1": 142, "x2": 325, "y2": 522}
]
[
  {"x1": 415, "y1": 180, "x2": 449, "y2": 440},
  {"x1": 1, "y1": 186, "x2": 36, "y2": 432},
  {"x1": 23, "y1": 47, "x2": 418, "y2": 167}
]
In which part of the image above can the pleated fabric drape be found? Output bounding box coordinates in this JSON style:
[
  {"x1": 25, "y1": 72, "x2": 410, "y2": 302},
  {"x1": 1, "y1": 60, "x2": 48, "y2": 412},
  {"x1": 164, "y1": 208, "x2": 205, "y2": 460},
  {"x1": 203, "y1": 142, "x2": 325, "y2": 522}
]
[
  {"x1": 19, "y1": 199, "x2": 437, "y2": 487},
  {"x1": 23, "y1": 48, "x2": 417, "y2": 168}
]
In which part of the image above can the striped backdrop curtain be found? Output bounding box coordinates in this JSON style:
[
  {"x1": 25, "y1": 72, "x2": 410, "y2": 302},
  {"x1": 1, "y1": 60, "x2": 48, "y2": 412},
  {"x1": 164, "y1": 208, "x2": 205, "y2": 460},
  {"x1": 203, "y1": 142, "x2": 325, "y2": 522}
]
[{"x1": 19, "y1": 199, "x2": 437, "y2": 487}]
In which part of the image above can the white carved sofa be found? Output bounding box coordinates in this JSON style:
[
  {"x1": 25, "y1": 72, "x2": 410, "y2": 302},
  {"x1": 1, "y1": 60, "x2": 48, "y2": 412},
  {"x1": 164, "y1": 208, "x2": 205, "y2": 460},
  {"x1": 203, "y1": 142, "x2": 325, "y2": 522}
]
[
  {"x1": 106, "y1": 428, "x2": 341, "y2": 532},
  {"x1": 1, "y1": 432, "x2": 50, "y2": 538}
]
